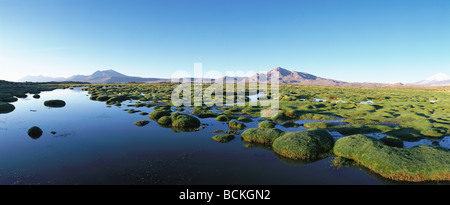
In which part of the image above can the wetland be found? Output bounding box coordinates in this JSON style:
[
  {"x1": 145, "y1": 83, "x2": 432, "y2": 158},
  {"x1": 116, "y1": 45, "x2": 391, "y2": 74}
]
[{"x1": 1, "y1": 81, "x2": 449, "y2": 184}]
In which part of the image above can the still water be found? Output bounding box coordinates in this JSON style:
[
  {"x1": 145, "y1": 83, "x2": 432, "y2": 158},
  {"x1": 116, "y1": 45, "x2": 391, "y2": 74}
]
[{"x1": 0, "y1": 88, "x2": 385, "y2": 185}]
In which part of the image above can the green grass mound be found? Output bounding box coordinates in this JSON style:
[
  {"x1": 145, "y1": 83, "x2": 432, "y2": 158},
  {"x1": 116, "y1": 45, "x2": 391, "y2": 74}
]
[
  {"x1": 44, "y1": 100, "x2": 66, "y2": 108},
  {"x1": 212, "y1": 134, "x2": 235, "y2": 143},
  {"x1": 134, "y1": 120, "x2": 150, "y2": 127},
  {"x1": 96, "y1": 95, "x2": 110, "y2": 102},
  {"x1": 171, "y1": 114, "x2": 200, "y2": 128},
  {"x1": 127, "y1": 109, "x2": 140, "y2": 114},
  {"x1": 0, "y1": 103, "x2": 15, "y2": 114},
  {"x1": 33, "y1": 94, "x2": 40, "y2": 99},
  {"x1": 331, "y1": 124, "x2": 393, "y2": 136},
  {"x1": 282, "y1": 122, "x2": 301, "y2": 128},
  {"x1": 237, "y1": 117, "x2": 252, "y2": 122},
  {"x1": 333, "y1": 134, "x2": 450, "y2": 182},
  {"x1": 153, "y1": 105, "x2": 171, "y2": 110},
  {"x1": 228, "y1": 120, "x2": 246, "y2": 130},
  {"x1": 271, "y1": 112, "x2": 290, "y2": 122},
  {"x1": 420, "y1": 128, "x2": 444, "y2": 137},
  {"x1": 241, "y1": 128, "x2": 285, "y2": 144},
  {"x1": 149, "y1": 110, "x2": 171, "y2": 120},
  {"x1": 385, "y1": 128, "x2": 423, "y2": 141},
  {"x1": 157, "y1": 116, "x2": 172, "y2": 125},
  {"x1": 303, "y1": 122, "x2": 329, "y2": 129},
  {"x1": 28, "y1": 126, "x2": 43, "y2": 139},
  {"x1": 272, "y1": 129, "x2": 334, "y2": 160},
  {"x1": 216, "y1": 115, "x2": 230, "y2": 122},
  {"x1": 258, "y1": 121, "x2": 276, "y2": 128},
  {"x1": 192, "y1": 109, "x2": 217, "y2": 118},
  {"x1": 380, "y1": 136, "x2": 403, "y2": 148}
]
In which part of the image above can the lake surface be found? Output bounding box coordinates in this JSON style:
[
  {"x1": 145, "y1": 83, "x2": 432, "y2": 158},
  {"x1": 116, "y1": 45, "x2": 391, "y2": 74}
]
[{"x1": 0, "y1": 87, "x2": 416, "y2": 185}]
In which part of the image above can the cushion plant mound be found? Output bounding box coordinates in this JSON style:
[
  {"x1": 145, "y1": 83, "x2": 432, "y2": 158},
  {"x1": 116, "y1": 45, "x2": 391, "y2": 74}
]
[
  {"x1": 44, "y1": 100, "x2": 66, "y2": 108},
  {"x1": 216, "y1": 115, "x2": 229, "y2": 122},
  {"x1": 237, "y1": 117, "x2": 252, "y2": 122},
  {"x1": 333, "y1": 134, "x2": 450, "y2": 182},
  {"x1": 0, "y1": 103, "x2": 15, "y2": 114},
  {"x1": 153, "y1": 105, "x2": 172, "y2": 110},
  {"x1": 157, "y1": 116, "x2": 172, "y2": 125},
  {"x1": 212, "y1": 134, "x2": 235, "y2": 143},
  {"x1": 380, "y1": 136, "x2": 403, "y2": 148},
  {"x1": 149, "y1": 110, "x2": 171, "y2": 120},
  {"x1": 271, "y1": 112, "x2": 290, "y2": 122},
  {"x1": 241, "y1": 128, "x2": 285, "y2": 144},
  {"x1": 258, "y1": 121, "x2": 276, "y2": 128},
  {"x1": 32, "y1": 94, "x2": 40, "y2": 99},
  {"x1": 272, "y1": 129, "x2": 334, "y2": 160},
  {"x1": 134, "y1": 120, "x2": 150, "y2": 127},
  {"x1": 171, "y1": 114, "x2": 200, "y2": 128},
  {"x1": 282, "y1": 122, "x2": 300, "y2": 128},
  {"x1": 28, "y1": 126, "x2": 43, "y2": 139},
  {"x1": 228, "y1": 120, "x2": 246, "y2": 130},
  {"x1": 96, "y1": 95, "x2": 110, "y2": 102},
  {"x1": 170, "y1": 112, "x2": 181, "y2": 120},
  {"x1": 303, "y1": 122, "x2": 329, "y2": 129}
]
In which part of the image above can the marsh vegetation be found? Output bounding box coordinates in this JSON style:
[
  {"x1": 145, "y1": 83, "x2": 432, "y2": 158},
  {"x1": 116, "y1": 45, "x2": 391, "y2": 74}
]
[{"x1": 1, "y1": 81, "x2": 449, "y2": 183}]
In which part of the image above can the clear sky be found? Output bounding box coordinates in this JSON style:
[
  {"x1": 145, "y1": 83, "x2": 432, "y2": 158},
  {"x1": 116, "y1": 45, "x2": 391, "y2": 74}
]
[{"x1": 0, "y1": 0, "x2": 449, "y2": 83}]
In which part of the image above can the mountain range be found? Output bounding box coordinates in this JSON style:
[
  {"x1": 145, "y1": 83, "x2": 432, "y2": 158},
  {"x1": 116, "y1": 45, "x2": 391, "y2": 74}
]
[
  {"x1": 18, "y1": 67, "x2": 449, "y2": 87},
  {"x1": 20, "y1": 69, "x2": 168, "y2": 84},
  {"x1": 410, "y1": 73, "x2": 450, "y2": 86}
]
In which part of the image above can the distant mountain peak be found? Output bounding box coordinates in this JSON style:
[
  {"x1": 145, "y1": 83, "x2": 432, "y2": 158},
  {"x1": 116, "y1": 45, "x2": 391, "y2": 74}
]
[
  {"x1": 91, "y1": 69, "x2": 127, "y2": 77},
  {"x1": 412, "y1": 73, "x2": 450, "y2": 86},
  {"x1": 267, "y1": 67, "x2": 291, "y2": 76},
  {"x1": 424, "y1": 73, "x2": 450, "y2": 81}
]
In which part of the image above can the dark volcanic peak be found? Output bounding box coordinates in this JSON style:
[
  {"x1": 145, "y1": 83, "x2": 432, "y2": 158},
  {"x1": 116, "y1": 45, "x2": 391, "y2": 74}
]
[
  {"x1": 268, "y1": 67, "x2": 292, "y2": 76},
  {"x1": 266, "y1": 67, "x2": 318, "y2": 81},
  {"x1": 91, "y1": 69, "x2": 127, "y2": 78}
]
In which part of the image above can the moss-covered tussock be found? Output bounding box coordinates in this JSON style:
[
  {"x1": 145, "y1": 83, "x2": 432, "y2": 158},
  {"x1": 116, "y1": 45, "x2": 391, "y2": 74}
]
[
  {"x1": 228, "y1": 120, "x2": 246, "y2": 130},
  {"x1": 215, "y1": 115, "x2": 230, "y2": 122},
  {"x1": 333, "y1": 134, "x2": 450, "y2": 182},
  {"x1": 272, "y1": 129, "x2": 334, "y2": 160},
  {"x1": 258, "y1": 121, "x2": 276, "y2": 128},
  {"x1": 44, "y1": 100, "x2": 66, "y2": 108},
  {"x1": 171, "y1": 113, "x2": 200, "y2": 128},
  {"x1": 157, "y1": 116, "x2": 172, "y2": 125},
  {"x1": 212, "y1": 134, "x2": 235, "y2": 143},
  {"x1": 241, "y1": 128, "x2": 285, "y2": 144},
  {"x1": 303, "y1": 122, "x2": 329, "y2": 129},
  {"x1": 149, "y1": 110, "x2": 171, "y2": 120},
  {"x1": 134, "y1": 120, "x2": 150, "y2": 127}
]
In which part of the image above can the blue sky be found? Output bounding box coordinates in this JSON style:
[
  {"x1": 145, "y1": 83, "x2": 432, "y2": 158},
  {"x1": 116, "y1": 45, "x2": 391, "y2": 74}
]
[{"x1": 0, "y1": 0, "x2": 449, "y2": 83}]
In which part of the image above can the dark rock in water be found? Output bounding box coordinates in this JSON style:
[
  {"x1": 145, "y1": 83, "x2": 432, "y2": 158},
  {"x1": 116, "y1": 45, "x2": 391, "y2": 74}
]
[
  {"x1": 51, "y1": 131, "x2": 56, "y2": 135},
  {"x1": 0, "y1": 103, "x2": 15, "y2": 114},
  {"x1": 44, "y1": 100, "x2": 66, "y2": 108},
  {"x1": 33, "y1": 94, "x2": 40, "y2": 99},
  {"x1": 28, "y1": 126, "x2": 43, "y2": 139},
  {"x1": 432, "y1": 141, "x2": 440, "y2": 146}
]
